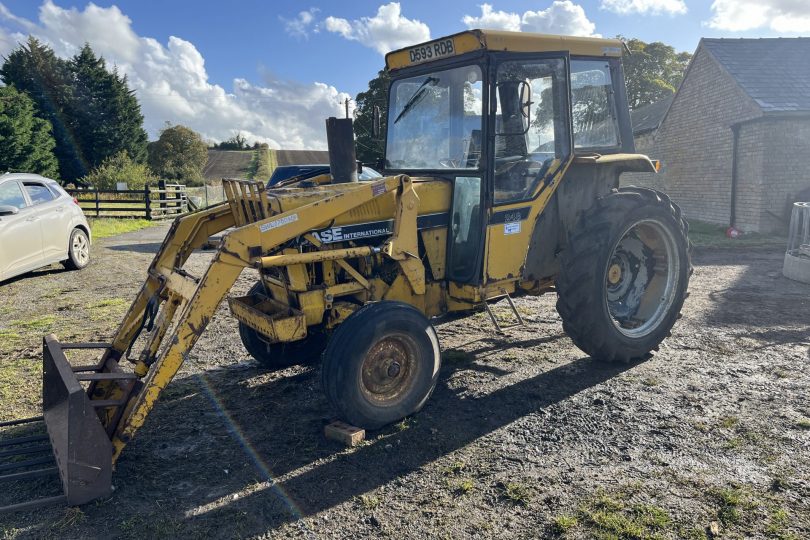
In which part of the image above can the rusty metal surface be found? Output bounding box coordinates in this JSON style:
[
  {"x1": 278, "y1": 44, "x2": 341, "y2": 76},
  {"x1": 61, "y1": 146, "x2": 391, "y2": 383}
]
[
  {"x1": 361, "y1": 334, "x2": 418, "y2": 405},
  {"x1": 42, "y1": 335, "x2": 114, "y2": 506}
]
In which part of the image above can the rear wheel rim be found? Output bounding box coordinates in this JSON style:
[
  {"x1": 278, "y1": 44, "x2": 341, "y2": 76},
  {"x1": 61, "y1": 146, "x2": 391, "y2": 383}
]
[
  {"x1": 72, "y1": 233, "x2": 89, "y2": 266},
  {"x1": 360, "y1": 333, "x2": 419, "y2": 407},
  {"x1": 605, "y1": 219, "x2": 679, "y2": 338}
]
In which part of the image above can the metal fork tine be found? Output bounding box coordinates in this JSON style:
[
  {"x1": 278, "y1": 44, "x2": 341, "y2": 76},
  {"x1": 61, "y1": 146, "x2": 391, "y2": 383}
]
[
  {"x1": 0, "y1": 416, "x2": 43, "y2": 428},
  {"x1": 0, "y1": 466, "x2": 58, "y2": 483},
  {"x1": 0, "y1": 455, "x2": 54, "y2": 473},
  {"x1": 0, "y1": 445, "x2": 51, "y2": 458},
  {"x1": 0, "y1": 435, "x2": 49, "y2": 448},
  {"x1": 0, "y1": 495, "x2": 67, "y2": 514}
]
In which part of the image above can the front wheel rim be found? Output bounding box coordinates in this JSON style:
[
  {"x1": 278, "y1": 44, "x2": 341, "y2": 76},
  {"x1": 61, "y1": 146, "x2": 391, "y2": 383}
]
[
  {"x1": 360, "y1": 334, "x2": 419, "y2": 407},
  {"x1": 605, "y1": 219, "x2": 680, "y2": 338},
  {"x1": 72, "y1": 233, "x2": 89, "y2": 265}
]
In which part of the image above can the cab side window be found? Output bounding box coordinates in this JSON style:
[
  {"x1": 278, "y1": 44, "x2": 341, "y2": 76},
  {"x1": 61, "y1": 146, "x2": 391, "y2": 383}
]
[
  {"x1": 24, "y1": 182, "x2": 56, "y2": 205},
  {"x1": 570, "y1": 60, "x2": 620, "y2": 149},
  {"x1": 0, "y1": 181, "x2": 27, "y2": 209}
]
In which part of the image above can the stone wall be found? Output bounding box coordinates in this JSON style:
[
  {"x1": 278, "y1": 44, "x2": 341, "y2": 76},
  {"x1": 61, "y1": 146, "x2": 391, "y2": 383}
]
[{"x1": 760, "y1": 118, "x2": 810, "y2": 232}]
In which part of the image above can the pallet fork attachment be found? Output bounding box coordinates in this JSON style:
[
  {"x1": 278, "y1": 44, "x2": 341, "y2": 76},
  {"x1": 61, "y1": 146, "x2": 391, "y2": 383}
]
[{"x1": 0, "y1": 176, "x2": 421, "y2": 513}]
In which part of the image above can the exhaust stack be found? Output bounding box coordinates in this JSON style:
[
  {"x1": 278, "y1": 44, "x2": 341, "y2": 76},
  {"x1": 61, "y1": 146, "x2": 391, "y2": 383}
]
[{"x1": 325, "y1": 117, "x2": 358, "y2": 184}]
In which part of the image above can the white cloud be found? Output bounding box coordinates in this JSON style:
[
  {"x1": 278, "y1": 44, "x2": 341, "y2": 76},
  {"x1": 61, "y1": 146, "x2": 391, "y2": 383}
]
[
  {"x1": 462, "y1": 4, "x2": 521, "y2": 31},
  {"x1": 281, "y1": 8, "x2": 319, "y2": 39},
  {"x1": 0, "y1": 1, "x2": 351, "y2": 149},
  {"x1": 462, "y1": 2, "x2": 598, "y2": 37},
  {"x1": 601, "y1": 0, "x2": 686, "y2": 15},
  {"x1": 707, "y1": 0, "x2": 810, "y2": 32},
  {"x1": 324, "y1": 2, "x2": 430, "y2": 55}
]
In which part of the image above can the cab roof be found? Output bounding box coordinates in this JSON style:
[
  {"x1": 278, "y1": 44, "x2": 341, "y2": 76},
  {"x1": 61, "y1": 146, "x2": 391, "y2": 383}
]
[{"x1": 385, "y1": 29, "x2": 624, "y2": 71}]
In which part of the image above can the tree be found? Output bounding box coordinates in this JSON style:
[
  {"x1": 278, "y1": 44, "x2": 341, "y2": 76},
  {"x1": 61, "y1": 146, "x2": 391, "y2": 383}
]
[
  {"x1": 0, "y1": 39, "x2": 149, "y2": 182},
  {"x1": 147, "y1": 124, "x2": 208, "y2": 184},
  {"x1": 0, "y1": 86, "x2": 58, "y2": 177},
  {"x1": 354, "y1": 69, "x2": 390, "y2": 165},
  {"x1": 214, "y1": 133, "x2": 248, "y2": 150},
  {"x1": 70, "y1": 44, "x2": 148, "y2": 170},
  {"x1": 621, "y1": 38, "x2": 691, "y2": 109},
  {"x1": 0, "y1": 37, "x2": 83, "y2": 180},
  {"x1": 81, "y1": 150, "x2": 156, "y2": 190}
]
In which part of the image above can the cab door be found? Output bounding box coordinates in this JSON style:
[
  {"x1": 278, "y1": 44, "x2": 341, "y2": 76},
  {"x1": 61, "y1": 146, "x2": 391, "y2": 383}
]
[
  {"x1": 446, "y1": 175, "x2": 485, "y2": 284},
  {"x1": 0, "y1": 180, "x2": 43, "y2": 279},
  {"x1": 485, "y1": 54, "x2": 572, "y2": 283}
]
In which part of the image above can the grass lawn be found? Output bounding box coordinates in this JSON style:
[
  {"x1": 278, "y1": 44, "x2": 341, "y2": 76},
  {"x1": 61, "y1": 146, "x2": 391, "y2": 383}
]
[
  {"x1": 688, "y1": 220, "x2": 786, "y2": 249},
  {"x1": 89, "y1": 218, "x2": 158, "y2": 239}
]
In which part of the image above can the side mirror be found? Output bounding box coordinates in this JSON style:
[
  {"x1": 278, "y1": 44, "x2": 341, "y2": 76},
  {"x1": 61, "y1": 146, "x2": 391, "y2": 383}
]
[
  {"x1": 0, "y1": 205, "x2": 19, "y2": 216},
  {"x1": 518, "y1": 80, "x2": 533, "y2": 121},
  {"x1": 372, "y1": 105, "x2": 381, "y2": 138},
  {"x1": 496, "y1": 80, "x2": 533, "y2": 137}
]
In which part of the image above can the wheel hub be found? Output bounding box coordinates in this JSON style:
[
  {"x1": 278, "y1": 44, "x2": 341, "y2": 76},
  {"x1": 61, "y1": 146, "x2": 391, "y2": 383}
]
[
  {"x1": 605, "y1": 219, "x2": 680, "y2": 338},
  {"x1": 607, "y1": 263, "x2": 622, "y2": 285},
  {"x1": 361, "y1": 335, "x2": 417, "y2": 405}
]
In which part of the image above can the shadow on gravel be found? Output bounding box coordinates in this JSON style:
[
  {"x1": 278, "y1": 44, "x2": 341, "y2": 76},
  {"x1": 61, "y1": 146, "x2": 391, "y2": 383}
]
[
  {"x1": 0, "y1": 265, "x2": 71, "y2": 286},
  {"x1": 696, "y1": 248, "x2": 810, "y2": 329},
  {"x1": 105, "y1": 243, "x2": 163, "y2": 254},
  {"x1": 106, "y1": 241, "x2": 220, "y2": 254},
  {"x1": 131, "y1": 350, "x2": 638, "y2": 536}
]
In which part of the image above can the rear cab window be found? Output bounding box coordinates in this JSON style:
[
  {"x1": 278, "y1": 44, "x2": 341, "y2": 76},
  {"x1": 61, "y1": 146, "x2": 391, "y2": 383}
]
[
  {"x1": 570, "y1": 59, "x2": 621, "y2": 149},
  {"x1": 0, "y1": 181, "x2": 27, "y2": 209},
  {"x1": 23, "y1": 182, "x2": 57, "y2": 205}
]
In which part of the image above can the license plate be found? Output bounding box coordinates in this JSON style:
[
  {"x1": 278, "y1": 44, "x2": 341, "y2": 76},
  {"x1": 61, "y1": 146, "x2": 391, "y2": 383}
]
[{"x1": 408, "y1": 38, "x2": 456, "y2": 65}]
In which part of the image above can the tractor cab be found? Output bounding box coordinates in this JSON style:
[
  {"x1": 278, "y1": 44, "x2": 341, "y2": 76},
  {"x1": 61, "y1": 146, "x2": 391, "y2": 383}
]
[{"x1": 382, "y1": 30, "x2": 638, "y2": 289}]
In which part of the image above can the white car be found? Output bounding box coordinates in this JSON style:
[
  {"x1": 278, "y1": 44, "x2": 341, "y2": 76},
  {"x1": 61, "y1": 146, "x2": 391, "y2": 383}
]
[{"x1": 0, "y1": 173, "x2": 91, "y2": 282}]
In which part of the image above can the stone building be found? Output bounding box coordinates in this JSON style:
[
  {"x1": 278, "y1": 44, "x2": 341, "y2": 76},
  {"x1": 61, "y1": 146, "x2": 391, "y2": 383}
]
[
  {"x1": 624, "y1": 38, "x2": 810, "y2": 233},
  {"x1": 630, "y1": 96, "x2": 671, "y2": 157}
]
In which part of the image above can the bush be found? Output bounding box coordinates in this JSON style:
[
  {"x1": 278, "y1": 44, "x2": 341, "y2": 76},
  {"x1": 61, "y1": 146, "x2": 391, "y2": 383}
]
[{"x1": 81, "y1": 151, "x2": 157, "y2": 190}]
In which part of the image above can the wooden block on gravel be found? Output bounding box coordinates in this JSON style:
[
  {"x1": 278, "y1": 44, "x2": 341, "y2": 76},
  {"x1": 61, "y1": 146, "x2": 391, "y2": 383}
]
[{"x1": 325, "y1": 420, "x2": 365, "y2": 446}]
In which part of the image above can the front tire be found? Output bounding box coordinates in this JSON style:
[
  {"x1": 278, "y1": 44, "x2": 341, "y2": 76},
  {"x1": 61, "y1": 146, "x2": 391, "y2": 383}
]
[
  {"x1": 555, "y1": 187, "x2": 691, "y2": 362},
  {"x1": 321, "y1": 301, "x2": 441, "y2": 430},
  {"x1": 239, "y1": 282, "x2": 326, "y2": 370},
  {"x1": 64, "y1": 228, "x2": 90, "y2": 270}
]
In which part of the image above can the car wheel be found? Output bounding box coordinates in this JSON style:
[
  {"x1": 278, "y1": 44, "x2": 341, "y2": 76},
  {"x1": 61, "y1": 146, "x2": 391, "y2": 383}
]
[{"x1": 64, "y1": 228, "x2": 90, "y2": 270}]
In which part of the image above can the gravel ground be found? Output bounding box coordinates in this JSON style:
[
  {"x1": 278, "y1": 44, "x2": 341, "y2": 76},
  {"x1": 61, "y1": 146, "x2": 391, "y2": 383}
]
[{"x1": 1, "y1": 224, "x2": 809, "y2": 539}]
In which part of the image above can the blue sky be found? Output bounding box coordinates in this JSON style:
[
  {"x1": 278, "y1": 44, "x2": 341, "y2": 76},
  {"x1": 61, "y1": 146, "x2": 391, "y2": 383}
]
[{"x1": 0, "y1": 1, "x2": 806, "y2": 148}]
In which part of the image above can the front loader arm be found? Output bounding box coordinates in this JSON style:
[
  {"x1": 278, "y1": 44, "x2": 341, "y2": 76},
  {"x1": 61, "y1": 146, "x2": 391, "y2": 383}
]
[{"x1": 110, "y1": 175, "x2": 420, "y2": 460}]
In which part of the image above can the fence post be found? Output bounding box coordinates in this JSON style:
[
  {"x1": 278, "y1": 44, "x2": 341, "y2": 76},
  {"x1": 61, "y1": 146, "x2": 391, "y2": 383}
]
[
  {"x1": 158, "y1": 179, "x2": 167, "y2": 218},
  {"x1": 94, "y1": 188, "x2": 100, "y2": 218},
  {"x1": 145, "y1": 184, "x2": 151, "y2": 220}
]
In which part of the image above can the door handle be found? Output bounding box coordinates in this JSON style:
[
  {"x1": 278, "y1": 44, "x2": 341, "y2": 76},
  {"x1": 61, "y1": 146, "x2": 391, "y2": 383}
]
[{"x1": 25, "y1": 216, "x2": 38, "y2": 222}]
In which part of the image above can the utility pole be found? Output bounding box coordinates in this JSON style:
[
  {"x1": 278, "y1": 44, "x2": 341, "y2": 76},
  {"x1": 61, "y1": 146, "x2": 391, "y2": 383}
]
[{"x1": 344, "y1": 97, "x2": 350, "y2": 119}]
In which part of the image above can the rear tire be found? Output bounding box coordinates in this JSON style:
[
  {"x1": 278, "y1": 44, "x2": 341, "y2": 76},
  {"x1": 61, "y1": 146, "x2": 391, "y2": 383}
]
[
  {"x1": 63, "y1": 228, "x2": 90, "y2": 270},
  {"x1": 239, "y1": 282, "x2": 326, "y2": 370},
  {"x1": 555, "y1": 187, "x2": 691, "y2": 362},
  {"x1": 321, "y1": 301, "x2": 441, "y2": 430}
]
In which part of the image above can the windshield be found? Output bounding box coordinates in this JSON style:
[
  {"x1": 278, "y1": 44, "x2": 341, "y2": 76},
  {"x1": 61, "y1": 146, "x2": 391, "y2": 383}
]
[{"x1": 386, "y1": 65, "x2": 483, "y2": 170}]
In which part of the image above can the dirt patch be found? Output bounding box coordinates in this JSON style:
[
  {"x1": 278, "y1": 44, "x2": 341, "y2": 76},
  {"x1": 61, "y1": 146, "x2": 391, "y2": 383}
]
[{"x1": 0, "y1": 230, "x2": 808, "y2": 539}]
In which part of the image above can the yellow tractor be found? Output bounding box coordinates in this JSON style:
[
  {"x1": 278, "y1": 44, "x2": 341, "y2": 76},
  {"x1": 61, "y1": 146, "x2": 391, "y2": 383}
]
[{"x1": 1, "y1": 29, "x2": 690, "y2": 512}]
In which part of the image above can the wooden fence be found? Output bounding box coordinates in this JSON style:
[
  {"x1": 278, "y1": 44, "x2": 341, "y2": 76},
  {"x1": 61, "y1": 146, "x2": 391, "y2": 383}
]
[{"x1": 67, "y1": 181, "x2": 190, "y2": 219}]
